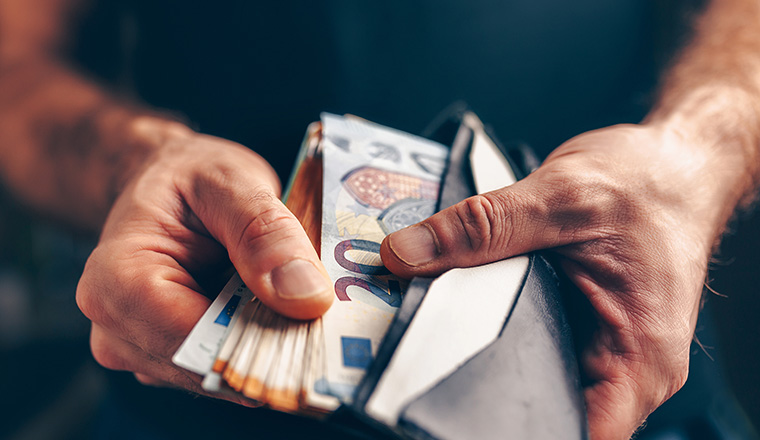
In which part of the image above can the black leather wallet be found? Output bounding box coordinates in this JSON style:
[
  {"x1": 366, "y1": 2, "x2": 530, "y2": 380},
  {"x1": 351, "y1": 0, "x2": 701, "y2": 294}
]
[{"x1": 325, "y1": 108, "x2": 589, "y2": 440}]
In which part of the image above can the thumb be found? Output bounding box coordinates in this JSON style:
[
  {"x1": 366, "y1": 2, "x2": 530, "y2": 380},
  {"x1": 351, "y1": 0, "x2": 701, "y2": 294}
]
[
  {"x1": 185, "y1": 158, "x2": 333, "y2": 320},
  {"x1": 380, "y1": 176, "x2": 581, "y2": 278}
]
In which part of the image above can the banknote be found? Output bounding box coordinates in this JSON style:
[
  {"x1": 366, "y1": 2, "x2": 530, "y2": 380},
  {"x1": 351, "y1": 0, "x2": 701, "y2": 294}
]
[
  {"x1": 175, "y1": 113, "x2": 451, "y2": 412},
  {"x1": 317, "y1": 113, "x2": 449, "y2": 401},
  {"x1": 173, "y1": 273, "x2": 254, "y2": 376}
]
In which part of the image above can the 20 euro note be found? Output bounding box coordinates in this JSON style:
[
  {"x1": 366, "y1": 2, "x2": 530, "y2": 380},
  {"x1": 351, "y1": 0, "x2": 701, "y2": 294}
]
[
  {"x1": 173, "y1": 273, "x2": 254, "y2": 376},
  {"x1": 174, "y1": 113, "x2": 449, "y2": 412},
  {"x1": 171, "y1": 123, "x2": 323, "y2": 385},
  {"x1": 317, "y1": 114, "x2": 449, "y2": 401}
]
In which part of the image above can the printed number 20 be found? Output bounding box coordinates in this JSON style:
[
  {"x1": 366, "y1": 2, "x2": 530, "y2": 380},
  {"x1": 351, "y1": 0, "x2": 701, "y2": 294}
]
[{"x1": 334, "y1": 239, "x2": 401, "y2": 307}]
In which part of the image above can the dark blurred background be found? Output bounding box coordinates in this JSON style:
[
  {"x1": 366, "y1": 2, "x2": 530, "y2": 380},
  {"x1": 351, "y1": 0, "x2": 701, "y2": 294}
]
[
  {"x1": 1, "y1": 160, "x2": 759, "y2": 440},
  {"x1": 0, "y1": 189, "x2": 99, "y2": 440},
  {"x1": 1, "y1": 0, "x2": 759, "y2": 439}
]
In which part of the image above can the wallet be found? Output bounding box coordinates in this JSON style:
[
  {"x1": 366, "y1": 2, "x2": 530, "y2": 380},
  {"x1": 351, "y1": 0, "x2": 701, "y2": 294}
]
[
  {"x1": 325, "y1": 108, "x2": 589, "y2": 440},
  {"x1": 174, "y1": 108, "x2": 589, "y2": 439}
]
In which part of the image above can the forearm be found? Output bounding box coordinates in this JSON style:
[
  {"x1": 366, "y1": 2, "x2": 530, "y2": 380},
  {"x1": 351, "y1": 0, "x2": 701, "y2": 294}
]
[
  {"x1": 0, "y1": 56, "x2": 184, "y2": 230},
  {"x1": 646, "y1": 0, "x2": 760, "y2": 232}
]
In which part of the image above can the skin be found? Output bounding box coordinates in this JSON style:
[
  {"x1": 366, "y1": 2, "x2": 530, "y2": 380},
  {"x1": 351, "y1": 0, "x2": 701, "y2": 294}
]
[
  {"x1": 382, "y1": 2, "x2": 760, "y2": 439},
  {"x1": 0, "y1": 0, "x2": 333, "y2": 406},
  {"x1": 0, "y1": 0, "x2": 759, "y2": 438},
  {"x1": 80, "y1": 123, "x2": 335, "y2": 405}
]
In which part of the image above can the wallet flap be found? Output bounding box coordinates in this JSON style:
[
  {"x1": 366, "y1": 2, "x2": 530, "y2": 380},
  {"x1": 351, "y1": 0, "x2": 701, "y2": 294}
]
[
  {"x1": 336, "y1": 108, "x2": 586, "y2": 439},
  {"x1": 398, "y1": 255, "x2": 588, "y2": 440}
]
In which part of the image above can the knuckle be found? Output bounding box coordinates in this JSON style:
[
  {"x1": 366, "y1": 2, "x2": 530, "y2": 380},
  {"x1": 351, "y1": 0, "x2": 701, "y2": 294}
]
[
  {"x1": 237, "y1": 201, "x2": 299, "y2": 252},
  {"x1": 106, "y1": 275, "x2": 151, "y2": 332},
  {"x1": 76, "y1": 246, "x2": 147, "y2": 331},
  {"x1": 125, "y1": 310, "x2": 174, "y2": 358},
  {"x1": 76, "y1": 252, "x2": 108, "y2": 322},
  {"x1": 454, "y1": 195, "x2": 499, "y2": 253},
  {"x1": 191, "y1": 160, "x2": 246, "y2": 194},
  {"x1": 448, "y1": 193, "x2": 523, "y2": 256},
  {"x1": 167, "y1": 369, "x2": 200, "y2": 392},
  {"x1": 144, "y1": 333, "x2": 181, "y2": 362},
  {"x1": 90, "y1": 331, "x2": 127, "y2": 372},
  {"x1": 129, "y1": 286, "x2": 193, "y2": 358},
  {"x1": 75, "y1": 278, "x2": 95, "y2": 321},
  {"x1": 134, "y1": 373, "x2": 161, "y2": 387}
]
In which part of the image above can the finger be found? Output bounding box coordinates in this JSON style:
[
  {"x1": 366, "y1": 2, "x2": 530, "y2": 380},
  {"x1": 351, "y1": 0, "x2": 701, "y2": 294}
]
[
  {"x1": 581, "y1": 329, "x2": 651, "y2": 439},
  {"x1": 77, "y1": 247, "x2": 212, "y2": 358},
  {"x1": 134, "y1": 373, "x2": 172, "y2": 388},
  {"x1": 90, "y1": 323, "x2": 256, "y2": 407},
  {"x1": 133, "y1": 373, "x2": 262, "y2": 408},
  {"x1": 580, "y1": 321, "x2": 690, "y2": 440},
  {"x1": 584, "y1": 377, "x2": 650, "y2": 440},
  {"x1": 182, "y1": 151, "x2": 333, "y2": 319},
  {"x1": 380, "y1": 172, "x2": 603, "y2": 278},
  {"x1": 90, "y1": 323, "x2": 202, "y2": 392}
]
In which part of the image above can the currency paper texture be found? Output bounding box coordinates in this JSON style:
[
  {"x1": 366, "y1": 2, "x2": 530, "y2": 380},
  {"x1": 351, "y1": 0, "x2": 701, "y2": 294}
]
[
  {"x1": 173, "y1": 274, "x2": 253, "y2": 375},
  {"x1": 175, "y1": 113, "x2": 450, "y2": 412},
  {"x1": 317, "y1": 114, "x2": 449, "y2": 401}
]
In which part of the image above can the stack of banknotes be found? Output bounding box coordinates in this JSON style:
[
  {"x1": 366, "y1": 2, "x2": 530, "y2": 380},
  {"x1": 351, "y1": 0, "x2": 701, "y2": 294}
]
[{"x1": 173, "y1": 113, "x2": 450, "y2": 414}]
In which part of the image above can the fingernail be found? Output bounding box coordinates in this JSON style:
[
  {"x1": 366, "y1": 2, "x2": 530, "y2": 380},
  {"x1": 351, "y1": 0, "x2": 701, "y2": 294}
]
[
  {"x1": 271, "y1": 259, "x2": 331, "y2": 300},
  {"x1": 388, "y1": 225, "x2": 439, "y2": 266}
]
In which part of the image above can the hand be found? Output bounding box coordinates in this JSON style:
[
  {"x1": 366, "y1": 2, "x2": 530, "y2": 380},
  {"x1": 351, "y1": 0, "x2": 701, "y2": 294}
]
[
  {"x1": 76, "y1": 118, "x2": 333, "y2": 403},
  {"x1": 381, "y1": 123, "x2": 736, "y2": 439}
]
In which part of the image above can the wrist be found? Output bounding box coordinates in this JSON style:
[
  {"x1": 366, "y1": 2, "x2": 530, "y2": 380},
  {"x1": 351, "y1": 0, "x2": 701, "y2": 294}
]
[
  {"x1": 646, "y1": 84, "x2": 760, "y2": 206},
  {"x1": 642, "y1": 107, "x2": 754, "y2": 247}
]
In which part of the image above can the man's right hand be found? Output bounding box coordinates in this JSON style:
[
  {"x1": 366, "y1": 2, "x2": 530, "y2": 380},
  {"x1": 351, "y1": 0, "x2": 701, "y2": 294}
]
[{"x1": 75, "y1": 117, "x2": 333, "y2": 403}]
